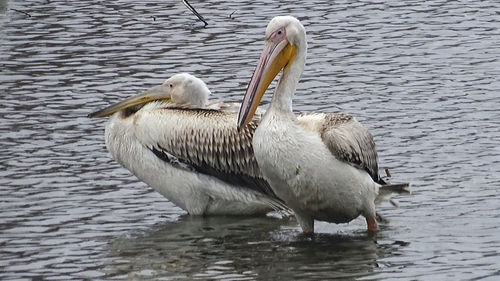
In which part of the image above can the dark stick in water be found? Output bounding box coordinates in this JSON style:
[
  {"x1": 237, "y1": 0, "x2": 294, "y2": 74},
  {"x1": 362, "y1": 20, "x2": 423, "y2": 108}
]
[
  {"x1": 11, "y1": 8, "x2": 32, "y2": 17},
  {"x1": 181, "y1": 0, "x2": 208, "y2": 27}
]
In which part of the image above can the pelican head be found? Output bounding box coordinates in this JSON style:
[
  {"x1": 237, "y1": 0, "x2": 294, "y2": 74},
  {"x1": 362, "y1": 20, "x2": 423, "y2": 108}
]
[
  {"x1": 89, "y1": 73, "x2": 211, "y2": 118},
  {"x1": 168, "y1": 73, "x2": 211, "y2": 108},
  {"x1": 237, "y1": 16, "x2": 307, "y2": 129}
]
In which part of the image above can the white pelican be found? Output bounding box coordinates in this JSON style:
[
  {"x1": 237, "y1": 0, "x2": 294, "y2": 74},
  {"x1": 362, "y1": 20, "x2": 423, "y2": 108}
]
[
  {"x1": 89, "y1": 73, "x2": 288, "y2": 215},
  {"x1": 238, "y1": 16, "x2": 408, "y2": 233}
]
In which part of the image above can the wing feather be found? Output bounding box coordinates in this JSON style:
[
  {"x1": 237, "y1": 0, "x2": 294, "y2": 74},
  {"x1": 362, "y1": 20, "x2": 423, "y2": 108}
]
[
  {"x1": 304, "y1": 113, "x2": 383, "y2": 184},
  {"x1": 132, "y1": 103, "x2": 278, "y2": 198}
]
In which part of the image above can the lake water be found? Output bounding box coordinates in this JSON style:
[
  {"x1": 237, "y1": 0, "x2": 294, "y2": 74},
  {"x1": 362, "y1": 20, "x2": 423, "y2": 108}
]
[{"x1": 1, "y1": 0, "x2": 499, "y2": 280}]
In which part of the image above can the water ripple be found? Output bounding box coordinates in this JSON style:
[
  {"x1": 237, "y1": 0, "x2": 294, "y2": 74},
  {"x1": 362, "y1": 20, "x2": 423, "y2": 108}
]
[{"x1": 1, "y1": 0, "x2": 499, "y2": 280}]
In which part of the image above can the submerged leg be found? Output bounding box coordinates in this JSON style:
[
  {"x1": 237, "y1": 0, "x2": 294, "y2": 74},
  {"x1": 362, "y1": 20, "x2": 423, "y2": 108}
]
[
  {"x1": 364, "y1": 200, "x2": 378, "y2": 232},
  {"x1": 295, "y1": 211, "x2": 314, "y2": 234},
  {"x1": 366, "y1": 216, "x2": 378, "y2": 232}
]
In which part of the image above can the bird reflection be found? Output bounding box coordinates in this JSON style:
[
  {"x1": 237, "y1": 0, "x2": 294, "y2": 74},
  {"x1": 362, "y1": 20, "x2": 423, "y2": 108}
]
[{"x1": 105, "y1": 216, "x2": 405, "y2": 279}]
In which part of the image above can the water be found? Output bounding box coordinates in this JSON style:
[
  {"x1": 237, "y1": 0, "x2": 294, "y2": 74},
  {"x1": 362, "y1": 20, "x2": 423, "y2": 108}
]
[{"x1": 1, "y1": 0, "x2": 499, "y2": 280}]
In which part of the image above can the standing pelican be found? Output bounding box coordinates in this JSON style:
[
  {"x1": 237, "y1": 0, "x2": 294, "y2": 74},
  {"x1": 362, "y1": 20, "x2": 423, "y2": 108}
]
[
  {"x1": 238, "y1": 16, "x2": 407, "y2": 233},
  {"x1": 89, "y1": 73, "x2": 287, "y2": 215}
]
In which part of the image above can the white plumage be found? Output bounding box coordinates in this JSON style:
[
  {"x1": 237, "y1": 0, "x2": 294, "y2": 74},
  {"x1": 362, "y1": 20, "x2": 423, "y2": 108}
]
[
  {"x1": 90, "y1": 73, "x2": 287, "y2": 215},
  {"x1": 237, "y1": 16, "x2": 406, "y2": 233}
]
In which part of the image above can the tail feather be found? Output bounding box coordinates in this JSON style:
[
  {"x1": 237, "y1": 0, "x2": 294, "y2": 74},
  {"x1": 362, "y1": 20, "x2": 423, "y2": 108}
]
[
  {"x1": 380, "y1": 182, "x2": 411, "y2": 194},
  {"x1": 375, "y1": 182, "x2": 411, "y2": 223},
  {"x1": 261, "y1": 197, "x2": 293, "y2": 217},
  {"x1": 376, "y1": 182, "x2": 411, "y2": 205}
]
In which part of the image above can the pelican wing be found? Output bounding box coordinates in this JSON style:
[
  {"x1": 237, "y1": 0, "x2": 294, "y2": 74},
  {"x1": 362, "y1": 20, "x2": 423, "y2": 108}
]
[
  {"x1": 299, "y1": 113, "x2": 383, "y2": 184},
  {"x1": 132, "y1": 102, "x2": 278, "y2": 198}
]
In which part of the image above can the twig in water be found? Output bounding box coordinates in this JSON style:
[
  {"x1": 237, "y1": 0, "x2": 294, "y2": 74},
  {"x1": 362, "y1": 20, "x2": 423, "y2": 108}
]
[
  {"x1": 11, "y1": 8, "x2": 31, "y2": 17},
  {"x1": 181, "y1": 0, "x2": 208, "y2": 27},
  {"x1": 385, "y1": 168, "x2": 391, "y2": 178},
  {"x1": 389, "y1": 199, "x2": 399, "y2": 208},
  {"x1": 228, "y1": 10, "x2": 238, "y2": 19}
]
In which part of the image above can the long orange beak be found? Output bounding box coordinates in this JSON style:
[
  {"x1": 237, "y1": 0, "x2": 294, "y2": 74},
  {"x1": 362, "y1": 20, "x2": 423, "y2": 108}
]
[
  {"x1": 237, "y1": 39, "x2": 297, "y2": 129},
  {"x1": 88, "y1": 84, "x2": 171, "y2": 118}
]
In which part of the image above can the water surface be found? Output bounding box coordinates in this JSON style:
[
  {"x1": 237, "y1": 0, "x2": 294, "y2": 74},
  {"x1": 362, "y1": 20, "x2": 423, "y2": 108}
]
[{"x1": 1, "y1": 0, "x2": 499, "y2": 280}]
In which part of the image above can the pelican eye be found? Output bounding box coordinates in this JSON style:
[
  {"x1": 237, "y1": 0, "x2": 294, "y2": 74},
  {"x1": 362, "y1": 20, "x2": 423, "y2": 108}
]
[
  {"x1": 278, "y1": 30, "x2": 282, "y2": 35},
  {"x1": 169, "y1": 84, "x2": 173, "y2": 88}
]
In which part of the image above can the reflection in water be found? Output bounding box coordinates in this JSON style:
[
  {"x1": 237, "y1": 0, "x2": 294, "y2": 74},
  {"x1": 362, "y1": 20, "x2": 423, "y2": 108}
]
[
  {"x1": 0, "y1": 0, "x2": 8, "y2": 13},
  {"x1": 107, "y1": 216, "x2": 397, "y2": 280}
]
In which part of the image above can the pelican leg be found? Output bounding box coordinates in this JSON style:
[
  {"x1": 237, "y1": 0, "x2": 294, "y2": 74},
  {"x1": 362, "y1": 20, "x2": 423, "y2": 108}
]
[
  {"x1": 366, "y1": 216, "x2": 379, "y2": 232},
  {"x1": 295, "y1": 211, "x2": 314, "y2": 234}
]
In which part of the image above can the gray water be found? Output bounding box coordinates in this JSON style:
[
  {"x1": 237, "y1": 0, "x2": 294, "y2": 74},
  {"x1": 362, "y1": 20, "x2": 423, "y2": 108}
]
[{"x1": 1, "y1": 0, "x2": 499, "y2": 280}]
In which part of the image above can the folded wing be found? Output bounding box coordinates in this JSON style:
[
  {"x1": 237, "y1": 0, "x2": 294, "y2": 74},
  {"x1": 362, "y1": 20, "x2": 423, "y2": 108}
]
[{"x1": 132, "y1": 103, "x2": 280, "y2": 198}]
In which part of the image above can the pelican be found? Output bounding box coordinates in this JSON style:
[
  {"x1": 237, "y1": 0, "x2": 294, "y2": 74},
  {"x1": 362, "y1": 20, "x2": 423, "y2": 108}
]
[
  {"x1": 238, "y1": 16, "x2": 408, "y2": 233},
  {"x1": 89, "y1": 73, "x2": 288, "y2": 215}
]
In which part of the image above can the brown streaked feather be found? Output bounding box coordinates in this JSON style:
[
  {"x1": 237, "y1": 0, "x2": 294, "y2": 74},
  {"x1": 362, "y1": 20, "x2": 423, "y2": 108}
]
[
  {"x1": 131, "y1": 103, "x2": 279, "y2": 198},
  {"x1": 305, "y1": 112, "x2": 383, "y2": 184}
]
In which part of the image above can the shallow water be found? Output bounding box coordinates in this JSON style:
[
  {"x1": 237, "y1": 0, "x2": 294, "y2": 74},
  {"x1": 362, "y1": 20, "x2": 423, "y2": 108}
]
[{"x1": 1, "y1": 0, "x2": 499, "y2": 280}]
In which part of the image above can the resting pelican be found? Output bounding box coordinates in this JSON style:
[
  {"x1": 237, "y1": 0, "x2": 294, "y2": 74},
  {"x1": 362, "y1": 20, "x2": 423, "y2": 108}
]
[
  {"x1": 238, "y1": 16, "x2": 408, "y2": 233},
  {"x1": 89, "y1": 73, "x2": 287, "y2": 215}
]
